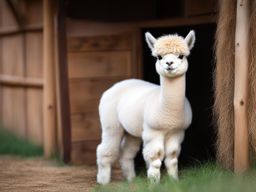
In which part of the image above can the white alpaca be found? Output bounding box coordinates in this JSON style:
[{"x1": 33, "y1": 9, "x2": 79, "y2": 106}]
[{"x1": 96, "y1": 31, "x2": 195, "y2": 184}]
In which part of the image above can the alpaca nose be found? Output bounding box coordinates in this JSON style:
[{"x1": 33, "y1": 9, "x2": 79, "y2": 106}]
[{"x1": 166, "y1": 61, "x2": 174, "y2": 66}]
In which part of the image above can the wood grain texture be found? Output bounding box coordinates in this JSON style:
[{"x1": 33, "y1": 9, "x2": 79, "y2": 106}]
[
  {"x1": 0, "y1": 0, "x2": 18, "y2": 31},
  {"x1": 2, "y1": 35, "x2": 24, "y2": 76},
  {"x1": 68, "y1": 51, "x2": 131, "y2": 78},
  {"x1": 68, "y1": 34, "x2": 132, "y2": 52},
  {"x1": 43, "y1": 0, "x2": 57, "y2": 157},
  {"x1": 234, "y1": 0, "x2": 250, "y2": 173},
  {"x1": 0, "y1": 75, "x2": 43, "y2": 87},
  {"x1": 66, "y1": 15, "x2": 216, "y2": 37},
  {"x1": 71, "y1": 140, "x2": 100, "y2": 165},
  {"x1": 26, "y1": 32, "x2": 43, "y2": 78},
  {"x1": 56, "y1": 0, "x2": 72, "y2": 163},
  {"x1": 2, "y1": 87, "x2": 13, "y2": 132},
  {"x1": 26, "y1": 89, "x2": 43, "y2": 145},
  {"x1": 68, "y1": 32, "x2": 136, "y2": 164},
  {"x1": 24, "y1": 0, "x2": 43, "y2": 27},
  {"x1": 69, "y1": 77, "x2": 124, "y2": 113},
  {"x1": 71, "y1": 111, "x2": 101, "y2": 142},
  {"x1": 2, "y1": 87, "x2": 26, "y2": 137}
]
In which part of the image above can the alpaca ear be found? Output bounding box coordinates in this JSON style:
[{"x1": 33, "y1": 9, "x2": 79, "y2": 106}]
[
  {"x1": 185, "y1": 30, "x2": 196, "y2": 50},
  {"x1": 145, "y1": 32, "x2": 156, "y2": 50}
]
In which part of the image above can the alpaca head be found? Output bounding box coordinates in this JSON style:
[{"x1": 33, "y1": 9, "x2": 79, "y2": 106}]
[{"x1": 145, "y1": 31, "x2": 195, "y2": 78}]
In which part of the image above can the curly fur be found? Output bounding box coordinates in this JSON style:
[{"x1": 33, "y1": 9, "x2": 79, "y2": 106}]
[
  {"x1": 96, "y1": 31, "x2": 195, "y2": 184},
  {"x1": 153, "y1": 35, "x2": 190, "y2": 56}
]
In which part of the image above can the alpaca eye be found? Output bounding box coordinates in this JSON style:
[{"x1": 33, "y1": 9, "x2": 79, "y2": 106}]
[
  {"x1": 157, "y1": 55, "x2": 163, "y2": 60},
  {"x1": 178, "y1": 55, "x2": 184, "y2": 59}
]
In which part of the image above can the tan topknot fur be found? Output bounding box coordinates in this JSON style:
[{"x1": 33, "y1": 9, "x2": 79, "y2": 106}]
[{"x1": 153, "y1": 35, "x2": 190, "y2": 57}]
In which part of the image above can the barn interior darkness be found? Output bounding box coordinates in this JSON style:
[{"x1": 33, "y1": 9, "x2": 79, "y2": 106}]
[{"x1": 66, "y1": 0, "x2": 216, "y2": 168}]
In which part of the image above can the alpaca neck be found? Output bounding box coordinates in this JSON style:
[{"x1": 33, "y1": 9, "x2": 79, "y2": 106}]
[{"x1": 159, "y1": 75, "x2": 186, "y2": 113}]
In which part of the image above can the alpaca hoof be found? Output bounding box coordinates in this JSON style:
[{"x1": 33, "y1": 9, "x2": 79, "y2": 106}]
[
  {"x1": 97, "y1": 174, "x2": 110, "y2": 185},
  {"x1": 169, "y1": 174, "x2": 179, "y2": 181},
  {"x1": 97, "y1": 170, "x2": 111, "y2": 185},
  {"x1": 147, "y1": 168, "x2": 160, "y2": 184},
  {"x1": 126, "y1": 173, "x2": 136, "y2": 182}
]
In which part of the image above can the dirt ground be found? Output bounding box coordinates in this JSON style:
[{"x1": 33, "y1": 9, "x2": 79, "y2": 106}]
[{"x1": 0, "y1": 156, "x2": 122, "y2": 192}]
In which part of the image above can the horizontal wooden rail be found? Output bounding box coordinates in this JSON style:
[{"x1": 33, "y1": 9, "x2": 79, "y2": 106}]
[
  {"x1": 0, "y1": 75, "x2": 43, "y2": 88},
  {"x1": 67, "y1": 15, "x2": 216, "y2": 37},
  {"x1": 0, "y1": 25, "x2": 43, "y2": 37}
]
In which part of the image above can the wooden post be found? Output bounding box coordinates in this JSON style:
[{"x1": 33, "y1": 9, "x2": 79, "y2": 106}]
[
  {"x1": 234, "y1": 0, "x2": 250, "y2": 173},
  {"x1": 43, "y1": 0, "x2": 57, "y2": 157},
  {"x1": 56, "y1": 0, "x2": 71, "y2": 163}
]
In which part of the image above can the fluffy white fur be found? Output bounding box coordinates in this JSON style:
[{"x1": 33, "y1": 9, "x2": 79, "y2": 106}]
[{"x1": 96, "y1": 31, "x2": 195, "y2": 184}]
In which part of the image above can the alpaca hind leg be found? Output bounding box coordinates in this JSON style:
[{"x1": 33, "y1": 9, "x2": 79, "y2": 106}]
[
  {"x1": 120, "y1": 134, "x2": 141, "y2": 181},
  {"x1": 142, "y1": 128, "x2": 164, "y2": 183},
  {"x1": 97, "y1": 125, "x2": 124, "y2": 185},
  {"x1": 164, "y1": 131, "x2": 184, "y2": 180}
]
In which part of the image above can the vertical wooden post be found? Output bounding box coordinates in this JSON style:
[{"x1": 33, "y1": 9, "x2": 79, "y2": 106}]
[
  {"x1": 43, "y1": 0, "x2": 57, "y2": 157},
  {"x1": 56, "y1": 0, "x2": 71, "y2": 163},
  {"x1": 234, "y1": 0, "x2": 250, "y2": 173}
]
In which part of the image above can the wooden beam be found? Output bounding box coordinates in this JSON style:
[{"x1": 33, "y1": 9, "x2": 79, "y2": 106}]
[
  {"x1": 5, "y1": 0, "x2": 25, "y2": 29},
  {"x1": 234, "y1": 0, "x2": 250, "y2": 173},
  {"x1": 0, "y1": 26, "x2": 43, "y2": 37},
  {"x1": 43, "y1": 0, "x2": 57, "y2": 158},
  {"x1": 56, "y1": 0, "x2": 71, "y2": 163},
  {"x1": 66, "y1": 15, "x2": 216, "y2": 37},
  {"x1": 0, "y1": 75, "x2": 43, "y2": 88}
]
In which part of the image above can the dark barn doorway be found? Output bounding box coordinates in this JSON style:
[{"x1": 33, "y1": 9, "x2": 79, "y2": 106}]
[{"x1": 136, "y1": 24, "x2": 216, "y2": 169}]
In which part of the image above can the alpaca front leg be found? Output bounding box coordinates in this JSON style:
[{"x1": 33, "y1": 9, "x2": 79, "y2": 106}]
[
  {"x1": 164, "y1": 131, "x2": 184, "y2": 180},
  {"x1": 142, "y1": 129, "x2": 164, "y2": 183}
]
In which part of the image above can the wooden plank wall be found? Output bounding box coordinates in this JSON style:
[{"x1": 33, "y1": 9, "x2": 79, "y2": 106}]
[
  {"x1": 0, "y1": 0, "x2": 44, "y2": 146},
  {"x1": 67, "y1": 31, "x2": 141, "y2": 164}
]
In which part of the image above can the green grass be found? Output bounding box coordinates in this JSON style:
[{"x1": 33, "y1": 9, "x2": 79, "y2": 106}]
[
  {"x1": 0, "y1": 127, "x2": 43, "y2": 157},
  {"x1": 93, "y1": 163, "x2": 256, "y2": 192}
]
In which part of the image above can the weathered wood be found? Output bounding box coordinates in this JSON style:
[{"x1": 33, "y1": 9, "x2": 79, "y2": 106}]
[
  {"x1": 71, "y1": 140, "x2": 100, "y2": 165},
  {"x1": 2, "y1": 87, "x2": 13, "y2": 132},
  {"x1": 0, "y1": 0, "x2": 18, "y2": 30},
  {"x1": 2, "y1": 87, "x2": 26, "y2": 137},
  {"x1": 26, "y1": 33, "x2": 43, "y2": 78},
  {"x1": 0, "y1": 26, "x2": 43, "y2": 37},
  {"x1": 66, "y1": 15, "x2": 216, "y2": 37},
  {"x1": 26, "y1": 89, "x2": 43, "y2": 145},
  {"x1": 56, "y1": 0, "x2": 71, "y2": 163},
  {"x1": 68, "y1": 34, "x2": 132, "y2": 52},
  {"x1": 2, "y1": 35, "x2": 24, "y2": 76},
  {"x1": 24, "y1": 0, "x2": 43, "y2": 27},
  {"x1": 71, "y1": 112, "x2": 101, "y2": 142},
  {"x1": 69, "y1": 77, "x2": 124, "y2": 113},
  {"x1": 0, "y1": 75, "x2": 43, "y2": 88},
  {"x1": 68, "y1": 51, "x2": 131, "y2": 78},
  {"x1": 5, "y1": 0, "x2": 25, "y2": 29},
  {"x1": 43, "y1": 0, "x2": 57, "y2": 157},
  {"x1": 234, "y1": 0, "x2": 250, "y2": 173}
]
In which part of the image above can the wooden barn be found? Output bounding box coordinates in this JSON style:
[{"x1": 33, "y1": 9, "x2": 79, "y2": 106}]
[{"x1": 0, "y1": 0, "x2": 253, "y2": 172}]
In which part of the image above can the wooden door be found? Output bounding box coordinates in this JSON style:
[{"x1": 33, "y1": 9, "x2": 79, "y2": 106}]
[{"x1": 67, "y1": 25, "x2": 141, "y2": 165}]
